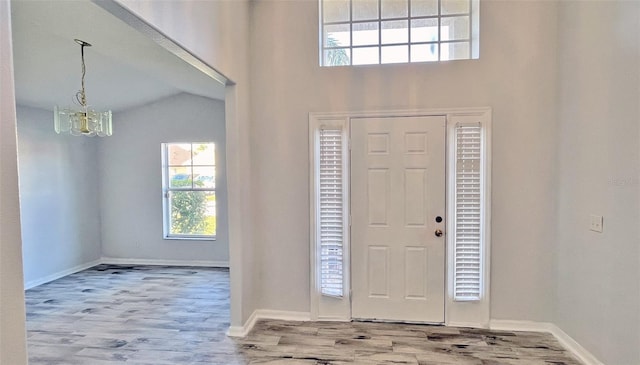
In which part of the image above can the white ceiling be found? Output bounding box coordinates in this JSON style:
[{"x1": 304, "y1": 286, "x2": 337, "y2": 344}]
[{"x1": 11, "y1": 0, "x2": 226, "y2": 112}]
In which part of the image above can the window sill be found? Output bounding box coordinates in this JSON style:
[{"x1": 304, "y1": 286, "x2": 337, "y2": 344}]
[{"x1": 163, "y1": 236, "x2": 216, "y2": 242}]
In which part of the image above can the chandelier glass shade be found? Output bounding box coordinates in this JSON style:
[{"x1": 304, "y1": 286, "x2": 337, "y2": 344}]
[
  {"x1": 54, "y1": 39, "x2": 112, "y2": 137},
  {"x1": 54, "y1": 106, "x2": 112, "y2": 137}
]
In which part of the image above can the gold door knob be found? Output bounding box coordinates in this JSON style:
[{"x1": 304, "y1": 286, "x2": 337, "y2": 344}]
[{"x1": 435, "y1": 229, "x2": 443, "y2": 237}]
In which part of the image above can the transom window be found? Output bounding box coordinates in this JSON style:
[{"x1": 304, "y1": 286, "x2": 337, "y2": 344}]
[
  {"x1": 161, "y1": 142, "x2": 216, "y2": 240},
  {"x1": 320, "y1": 0, "x2": 480, "y2": 66}
]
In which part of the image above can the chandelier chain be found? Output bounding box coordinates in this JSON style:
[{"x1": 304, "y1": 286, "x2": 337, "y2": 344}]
[{"x1": 75, "y1": 42, "x2": 88, "y2": 107}]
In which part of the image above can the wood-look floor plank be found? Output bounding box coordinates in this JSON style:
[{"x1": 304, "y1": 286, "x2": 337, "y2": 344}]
[{"x1": 26, "y1": 265, "x2": 581, "y2": 364}]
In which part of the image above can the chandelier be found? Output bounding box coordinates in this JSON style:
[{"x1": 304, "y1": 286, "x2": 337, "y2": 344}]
[{"x1": 54, "y1": 39, "x2": 112, "y2": 137}]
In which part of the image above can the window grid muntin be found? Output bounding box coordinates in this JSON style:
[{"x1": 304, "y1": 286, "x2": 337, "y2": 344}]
[
  {"x1": 320, "y1": 0, "x2": 475, "y2": 66},
  {"x1": 323, "y1": 13, "x2": 470, "y2": 26},
  {"x1": 323, "y1": 39, "x2": 470, "y2": 50},
  {"x1": 166, "y1": 142, "x2": 216, "y2": 191}
]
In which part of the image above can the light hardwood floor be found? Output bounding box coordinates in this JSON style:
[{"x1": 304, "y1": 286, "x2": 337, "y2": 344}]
[{"x1": 25, "y1": 265, "x2": 581, "y2": 364}]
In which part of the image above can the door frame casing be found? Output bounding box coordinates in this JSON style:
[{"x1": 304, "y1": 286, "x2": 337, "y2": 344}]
[{"x1": 309, "y1": 107, "x2": 492, "y2": 327}]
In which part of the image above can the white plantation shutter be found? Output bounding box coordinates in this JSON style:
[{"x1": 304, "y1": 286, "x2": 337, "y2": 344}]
[
  {"x1": 454, "y1": 122, "x2": 483, "y2": 301},
  {"x1": 318, "y1": 128, "x2": 344, "y2": 297}
]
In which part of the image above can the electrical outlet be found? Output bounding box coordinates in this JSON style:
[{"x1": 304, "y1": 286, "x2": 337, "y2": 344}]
[{"x1": 589, "y1": 215, "x2": 603, "y2": 233}]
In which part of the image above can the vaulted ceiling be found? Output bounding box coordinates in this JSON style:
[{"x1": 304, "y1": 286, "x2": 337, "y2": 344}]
[{"x1": 11, "y1": 0, "x2": 225, "y2": 112}]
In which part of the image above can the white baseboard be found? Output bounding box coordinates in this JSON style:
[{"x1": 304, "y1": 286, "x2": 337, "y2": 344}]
[
  {"x1": 100, "y1": 257, "x2": 229, "y2": 268},
  {"x1": 489, "y1": 319, "x2": 554, "y2": 333},
  {"x1": 547, "y1": 323, "x2": 605, "y2": 365},
  {"x1": 24, "y1": 259, "x2": 102, "y2": 290},
  {"x1": 317, "y1": 316, "x2": 352, "y2": 322},
  {"x1": 227, "y1": 309, "x2": 311, "y2": 338},
  {"x1": 448, "y1": 321, "x2": 490, "y2": 329},
  {"x1": 254, "y1": 309, "x2": 311, "y2": 321},
  {"x1": 489, "y1": 320, "x2": 604, "y2": 365},
  {"x1": 227, "y1": 310, "x2": 260, "y2": 337}
]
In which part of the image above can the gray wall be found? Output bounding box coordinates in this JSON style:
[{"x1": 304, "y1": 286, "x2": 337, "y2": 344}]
[
  {"x1": 555, "y1": 2, "x2": 640, "y2": 364},
  {"x1": 16, "y1": 105, "x2": 102, "y2": 287},
  {"x1": 117, "y1": 0, "x2": 255, "y2": 326},
  {"x1": 249, "y1": 0, "x2": 559, "y2": 322},
  {"x1": 16, "y1": 93, "x2": 229, "y2": 286},
  {"x1": 98, "y1": 93, "x2": 229, "y2": 264}
]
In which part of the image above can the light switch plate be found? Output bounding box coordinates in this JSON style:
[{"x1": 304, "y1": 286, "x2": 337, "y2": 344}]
[{"x1": 589, "y1": 215, "x2": 603, "y2": 233}]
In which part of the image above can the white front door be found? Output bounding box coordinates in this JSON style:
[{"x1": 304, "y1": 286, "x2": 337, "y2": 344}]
[{"x1": 351, "y1": 116, "x2": 446, "y2": 323}]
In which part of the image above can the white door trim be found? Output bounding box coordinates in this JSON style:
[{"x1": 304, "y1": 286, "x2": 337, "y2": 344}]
[{"x1": 309, "y1": 107, "x2": 492, "y2": 327}]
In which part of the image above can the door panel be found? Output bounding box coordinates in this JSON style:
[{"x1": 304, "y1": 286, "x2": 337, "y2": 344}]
[
  {"x1": 351, "y1": 116, "x2": 446, "y2": 323},
  {"x1": 367, "y1": 169, "x2": 389, "y2": 225},
  {"x1": 367, "y1": 246, "x2": 389, "y2": 297}
]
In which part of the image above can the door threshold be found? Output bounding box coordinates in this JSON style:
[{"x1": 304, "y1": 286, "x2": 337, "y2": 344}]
[{"x1": 352, "y1": 318, "x2": 444, "y2": 326}]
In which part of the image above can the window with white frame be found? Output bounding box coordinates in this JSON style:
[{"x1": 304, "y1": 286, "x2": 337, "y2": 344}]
[
  {"x1": 162, "y1": 142, "x2": 216, "y2": 239},
  {"x1": 320, "y1": 0, "x2": 480, "y2": 66}
]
